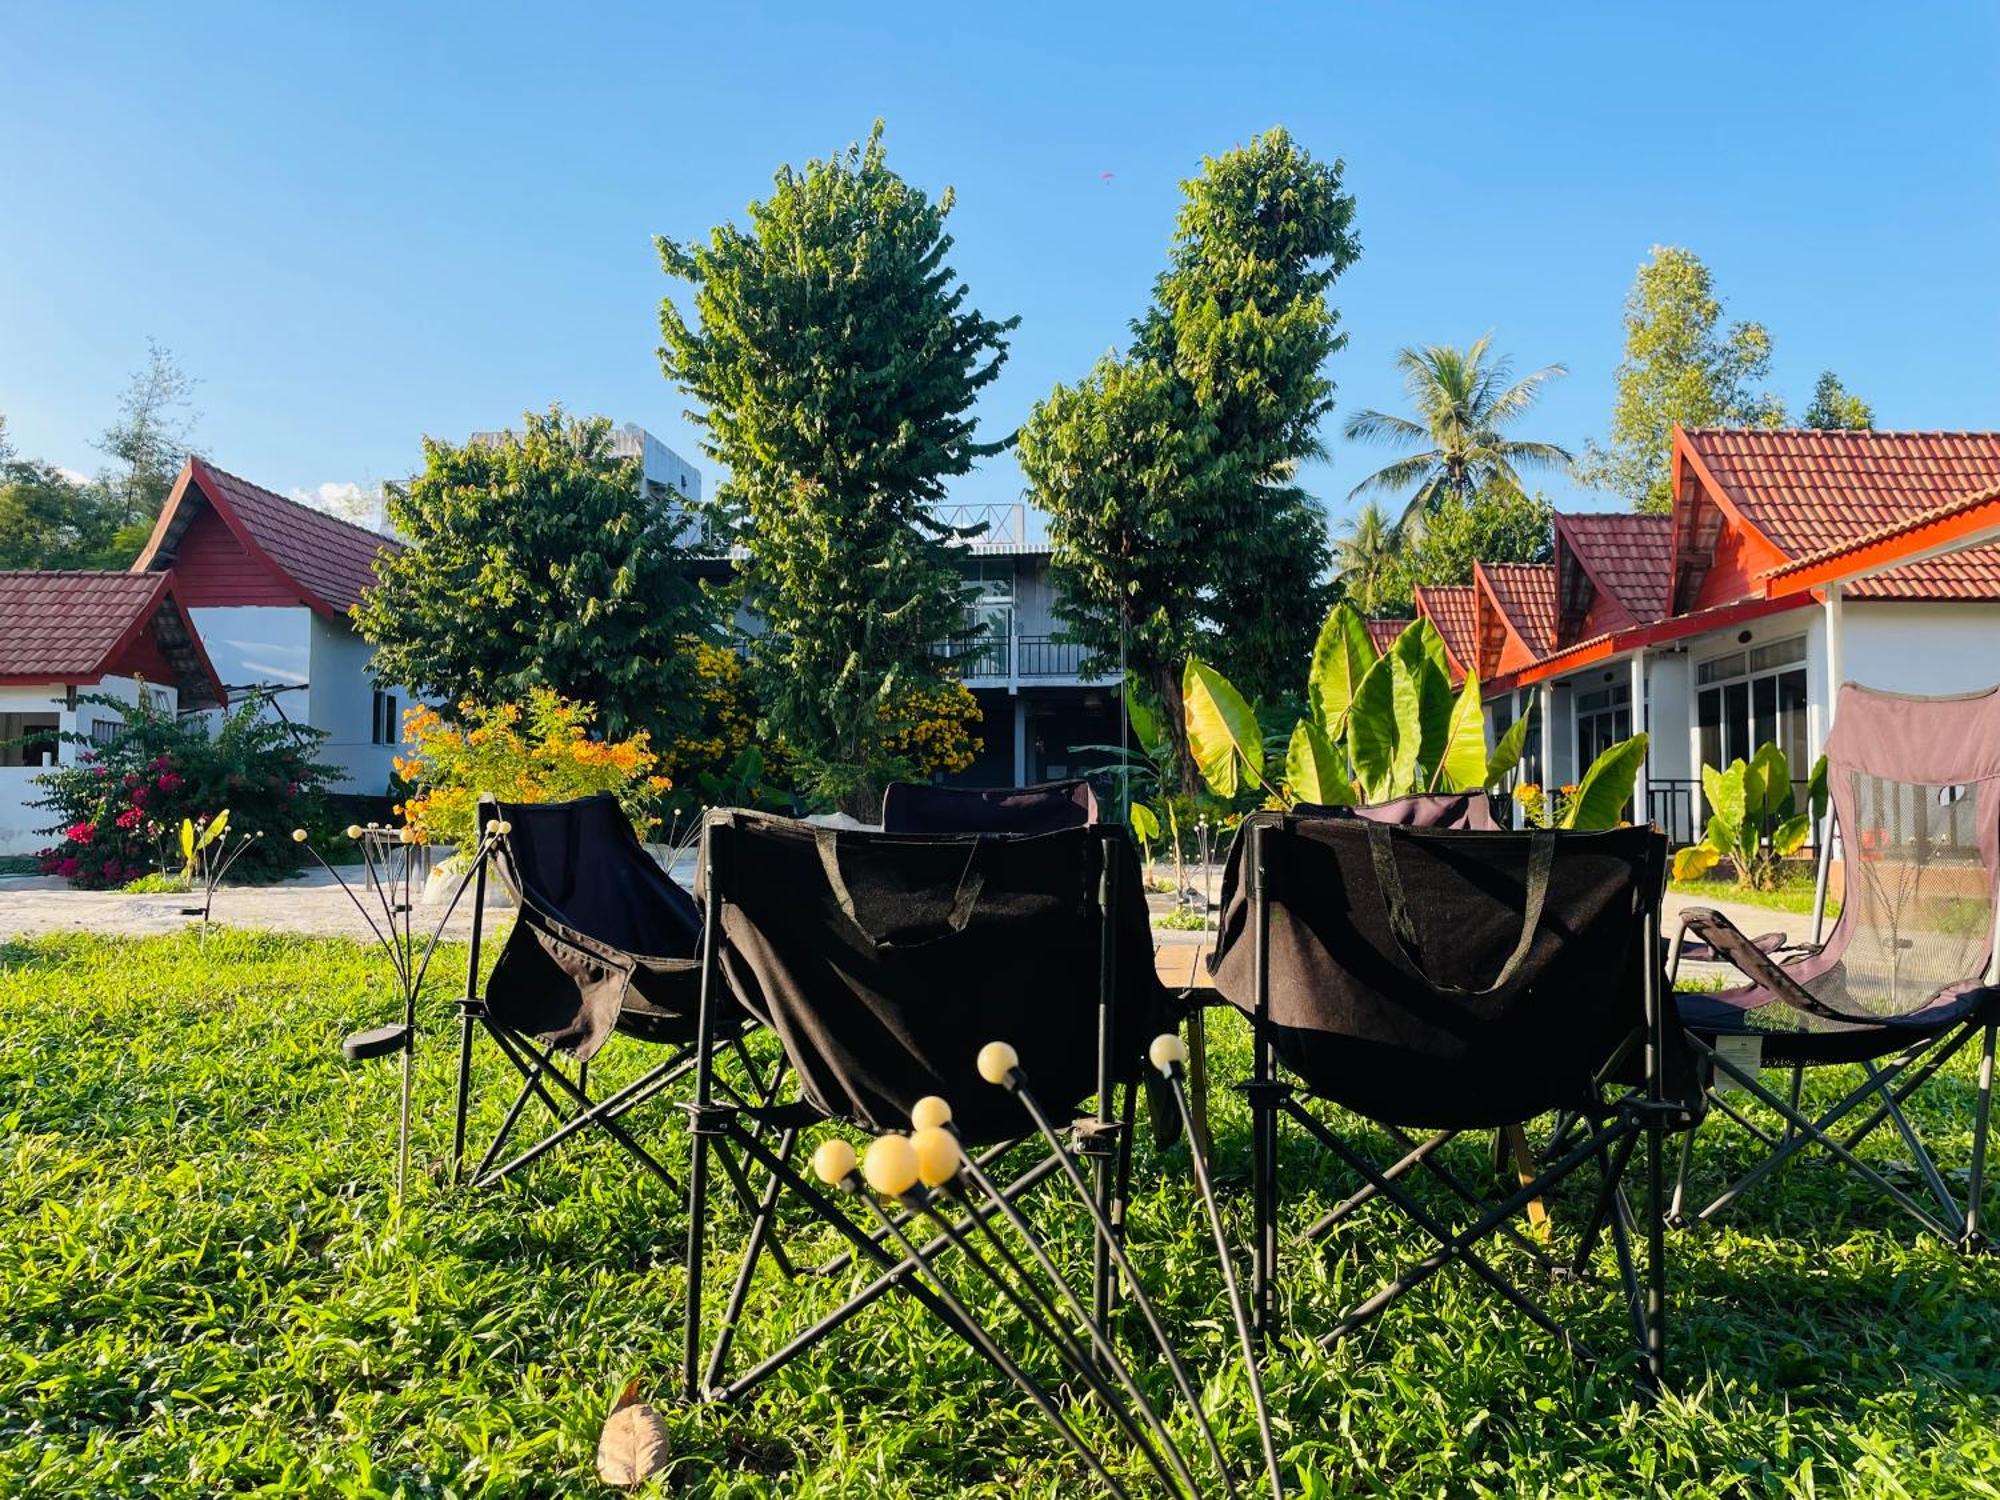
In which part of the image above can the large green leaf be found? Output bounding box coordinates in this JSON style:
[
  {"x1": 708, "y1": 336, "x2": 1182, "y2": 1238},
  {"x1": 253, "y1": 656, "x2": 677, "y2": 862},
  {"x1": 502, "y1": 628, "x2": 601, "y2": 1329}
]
[
  {"x1": 1390, "y1": 623, "x2": 1453, "y2": 780},
  {"x1": 1123, "y1": 675, "x2": 1162, "y2": 759},
  {"x1": 1702, "y1": 760, "x2": 1747, "y2": 840},
  {"x1": 1347, "y1": 656, "x2": 1400, "y2": 803},
  {"x1": 1806, "y1": 753, "x2": 1830, "y2": 827},
  {"x1": 1771, "y1": 811, "x2": 1812, "y2": 858},
  {"x1": 1286, "y1": 719, "x2": 1354, "y2": 805},
  {"x1": 1484, "y1": 705, "x2": 1535, "y2": 789},
  {"x1": 1673, "y1": 842, "x2": 1722, "y2": 881},
  {"x1": 1561, "y1": 733, "x2": 1649, "y2": 830},
  {"x1": 198, "y1": 808, "x2": 230, "y2": 849},
  {"x1": 1749, "y1": 742, "x2": 1792, "y2": 822},
  {"x1": 1183, "y1": 659, "x2": 1262, "y2": 799},
  {"x1": 1385, "y1": 653, "x2": 1427, "y2": 797},
  {"x1": 1434, "y1": 673, "x2": 1489, "y2": 792},
  {"x1": 1129, "y1": 801, "x2": 1160, "y2": 843},
  {"x1": 1307, "y1": 604, "x2": 1378, "y2": 736}
]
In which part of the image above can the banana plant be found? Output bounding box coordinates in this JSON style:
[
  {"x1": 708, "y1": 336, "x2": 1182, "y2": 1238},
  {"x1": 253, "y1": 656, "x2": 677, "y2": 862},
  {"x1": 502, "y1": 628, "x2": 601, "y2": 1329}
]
[{"x1": 1672, "y1": 743, "x2": 1828, "y2": 888}]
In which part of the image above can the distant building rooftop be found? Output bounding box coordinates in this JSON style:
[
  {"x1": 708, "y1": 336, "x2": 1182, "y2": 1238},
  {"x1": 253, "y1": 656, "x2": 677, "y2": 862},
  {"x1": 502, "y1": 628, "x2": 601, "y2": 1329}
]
[{"x1": 469, "y1": 421, "x2": 701, "y2": 503}]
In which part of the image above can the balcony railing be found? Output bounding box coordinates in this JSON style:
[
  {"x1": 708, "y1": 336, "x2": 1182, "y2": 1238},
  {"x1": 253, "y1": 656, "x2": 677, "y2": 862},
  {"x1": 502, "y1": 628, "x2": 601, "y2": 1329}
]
[{"x1": 930, "y1": 632, "x2": 1087, "y2": 681}]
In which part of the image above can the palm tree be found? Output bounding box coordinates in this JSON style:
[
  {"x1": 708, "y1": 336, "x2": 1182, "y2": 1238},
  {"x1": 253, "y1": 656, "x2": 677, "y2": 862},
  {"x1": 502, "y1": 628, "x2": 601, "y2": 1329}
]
[
  {"x1": 1342, "y1": 336, "x2": 1571, "y2": 532},
  {"x1": 1333, "y1": 499, "x2": 1402, "y2": 614}
]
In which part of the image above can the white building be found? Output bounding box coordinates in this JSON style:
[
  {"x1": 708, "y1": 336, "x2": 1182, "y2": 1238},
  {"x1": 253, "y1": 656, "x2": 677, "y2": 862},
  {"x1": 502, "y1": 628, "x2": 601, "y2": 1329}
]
[{"x1": 0, "y1": 570, "x2": 225, "y2": 853}]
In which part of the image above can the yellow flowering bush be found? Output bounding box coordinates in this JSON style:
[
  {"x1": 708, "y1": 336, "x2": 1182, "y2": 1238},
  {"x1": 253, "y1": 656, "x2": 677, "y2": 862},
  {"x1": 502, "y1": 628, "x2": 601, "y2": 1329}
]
[
  {"x1": 1514, "y1": 782, "x2": 1582, "y2": 830},
  {"x1": 396, "y1": 690, "x2": 670, "y2": 853},
  {"x1": 883, "y1": 678, "x2": 983, "y2": 778},
  {"x1": 657, "y1": 640, "x2": 760, "y2": 788}
]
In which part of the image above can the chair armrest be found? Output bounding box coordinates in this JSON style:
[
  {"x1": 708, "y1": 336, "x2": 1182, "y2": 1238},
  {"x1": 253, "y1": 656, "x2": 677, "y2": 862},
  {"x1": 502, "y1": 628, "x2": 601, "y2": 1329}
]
[{"x1": 1678, "y1": 907, "x2": 1863, "y2": 1025}]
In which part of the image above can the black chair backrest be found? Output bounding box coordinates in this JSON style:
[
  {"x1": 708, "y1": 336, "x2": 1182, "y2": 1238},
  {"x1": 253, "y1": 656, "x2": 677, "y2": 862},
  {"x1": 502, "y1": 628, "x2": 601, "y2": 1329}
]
[
  {"x1": 881, "y1": 779, "x2": 1099, "y2": 835},
  {"x1": 699, "y1": 810, "x2": 1163, "y2": 1143},
  {"x1": 1211, "y1": 812, "x2": 1667, "y2": 1128},
  {"x1": 485, "y1": 794, "x2": 701, "y2": 959}
]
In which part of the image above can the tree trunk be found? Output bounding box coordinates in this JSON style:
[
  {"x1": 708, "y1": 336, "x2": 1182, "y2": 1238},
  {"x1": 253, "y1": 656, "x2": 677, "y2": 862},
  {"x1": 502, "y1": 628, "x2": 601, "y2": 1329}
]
[{"x1": 1151, "y1": 662, "x2": 1200, "y2": 799}]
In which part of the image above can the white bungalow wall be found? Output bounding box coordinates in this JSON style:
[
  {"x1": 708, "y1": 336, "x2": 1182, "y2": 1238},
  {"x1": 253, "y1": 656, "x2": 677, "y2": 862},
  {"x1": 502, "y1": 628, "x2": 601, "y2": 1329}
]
[{"x1": 0, "y1": 676, "x2": 175, "y2": 855}]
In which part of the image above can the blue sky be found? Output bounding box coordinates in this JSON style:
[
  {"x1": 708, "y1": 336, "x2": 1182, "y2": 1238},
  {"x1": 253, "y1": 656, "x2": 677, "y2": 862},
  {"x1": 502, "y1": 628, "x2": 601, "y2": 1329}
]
[{"x1": 3, "y1": 2, "x2": 1995, "y2": 524}]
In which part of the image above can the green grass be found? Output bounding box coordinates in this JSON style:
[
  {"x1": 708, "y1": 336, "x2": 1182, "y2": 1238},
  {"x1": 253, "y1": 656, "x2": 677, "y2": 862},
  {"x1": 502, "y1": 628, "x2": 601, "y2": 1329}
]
[
  {"x1": 4, "y1": 932, "x2": 1999, "y2": 1495},
  {"x1": 1670, "y1": 866, "x2": 1839, "y2": 918},
  {"x1": 0, "y1": 855, "x2": 40, "y2": 877}
]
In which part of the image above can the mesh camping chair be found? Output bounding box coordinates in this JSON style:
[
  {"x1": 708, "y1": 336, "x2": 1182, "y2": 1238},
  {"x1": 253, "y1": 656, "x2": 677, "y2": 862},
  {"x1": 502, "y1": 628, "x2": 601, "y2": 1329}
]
[
  {"x1": 1670, "y1": 683, "x2": 2000, "y2": 1250},
  {"x1": 1210, "y1": 811, "x2": 1693, "y2": 1391},
  {"x1": 448, "y1": 794, "x2": 770, "y2": 1194},
  {"x1": 881, "y1": 777, "x2": 1099, "y2": 833},
  {"x1": 680, "y1": 810, "x2": 1282, "y2": 1497}
]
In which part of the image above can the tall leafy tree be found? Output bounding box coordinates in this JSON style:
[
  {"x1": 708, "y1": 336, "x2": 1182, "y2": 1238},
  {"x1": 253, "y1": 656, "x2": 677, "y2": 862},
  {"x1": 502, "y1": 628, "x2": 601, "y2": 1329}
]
[
  {"x1": 658, "y1": 122, "x2": 1016, "y2": 818},
  {"x1": 1801, "y1": 370, "x2": 1874, "y2": 430},
  {"x1": 1022, "y1": 129, "x2": 1358, "y2": 785},
  {"x1": 0, "y1": 459, "x2": 122, "y2": 569},
  {"x1": 1579, "y1": 246, "x2": 1784, "y2": 513},
  {"x1": 97, "y1": 340, "x2": 200, "y2": 548},
  {"x1": 355, "y1": 408, "x2": 713, "y2": 746},
  {"x1": 1341, "y1": 337, "x2": 1570, "y2": 532},
  {"x1": 1378, "y1": 484, "x2": 1554, "y2": 614}
]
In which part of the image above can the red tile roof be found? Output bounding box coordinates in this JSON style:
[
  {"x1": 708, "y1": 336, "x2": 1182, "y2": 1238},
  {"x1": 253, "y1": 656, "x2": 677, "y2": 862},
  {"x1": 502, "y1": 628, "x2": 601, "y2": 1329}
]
[
  {"x1": 0, "y1": 571, "x2": 223, "y2": 707},
  {"x1": 1364, "y1": 617, "x2": 1408, "y2": 655},
  {"x1": 1412, "y1": 584, "x2": 1479, "y2": 678},
  {"x1": 1763, "y1": 482, "x2": 2000, "y2": 597},
  {"x1": 135, "y1": 458, "x2": 401, "y2": 618},
  {"x1": 1680, "y1": 428, "x2": 2000, "y2": 602},
  {"x1": 1555, "y1": 512, "x2": 1673, "y2": 627},
  {"x1": 1477, "y1": 562, "x2": 1558, "y2": 656}
]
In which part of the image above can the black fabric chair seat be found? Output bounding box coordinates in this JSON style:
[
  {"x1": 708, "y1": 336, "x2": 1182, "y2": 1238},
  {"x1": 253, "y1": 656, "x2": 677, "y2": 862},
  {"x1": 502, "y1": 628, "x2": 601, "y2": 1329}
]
[{"x1": 1675, "y1": 983, "x2": 2000, "y2": 1067}]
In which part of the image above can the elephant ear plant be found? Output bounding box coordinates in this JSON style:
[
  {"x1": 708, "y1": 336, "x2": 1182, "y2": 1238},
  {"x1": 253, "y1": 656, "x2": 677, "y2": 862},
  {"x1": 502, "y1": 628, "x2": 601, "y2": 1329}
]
[
  {"x1": 1182, "y1": 603, "x2": 1649, "y2": 830},
  {"x1": 1672, "y1": 742, "x2": 1829, "y2": 889}
]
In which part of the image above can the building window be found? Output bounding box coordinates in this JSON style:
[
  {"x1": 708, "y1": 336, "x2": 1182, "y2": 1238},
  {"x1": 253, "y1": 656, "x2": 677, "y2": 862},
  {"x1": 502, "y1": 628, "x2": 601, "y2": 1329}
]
[
  {"x1": 0, "y1": 713, "x2": 60, "y2": 768},
  {"x1": 371, "y1": 690, "x2": 400, "y2": 746},
  {"x1": 1575, "y1": 683, "x2": 1633, "y2": 772},
  {"x1": 89, "y1": 719, "x2": 122, "y2": 747},
  {"x1": 1696, "y1": 634, "x2": 1808, "y2": 776}
]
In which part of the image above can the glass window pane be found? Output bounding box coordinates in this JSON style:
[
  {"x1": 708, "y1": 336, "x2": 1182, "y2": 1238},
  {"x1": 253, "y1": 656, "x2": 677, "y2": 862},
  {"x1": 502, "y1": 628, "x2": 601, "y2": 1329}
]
[
  {"x1": 1699, "y1": 688, "x2": 1723, "y2": 772},
  {"x1": 1725, "y1": 681, "x2": 1750, "y2": 764},
  {"x1": 1749, "y1": 636, "x2": 1807, "y2": 672},
  {"x1": 1752, "y1": 675, "x2": 1777, "y2": 749},
  {"x1": 1697, "y1": 652, "x2": 1746, "y2": 685}
]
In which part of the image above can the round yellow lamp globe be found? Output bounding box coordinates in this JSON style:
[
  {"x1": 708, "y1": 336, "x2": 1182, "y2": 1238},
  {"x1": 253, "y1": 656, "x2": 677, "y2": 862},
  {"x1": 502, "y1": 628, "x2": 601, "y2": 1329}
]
[
  {"x1": 811, "y1": 1138, "x2": 857, "y2": 1187},
  {"x1": 910, "y1": 1095, "x2": 953, "y2": 1131},
  {"x1": 1149, "y1": 1033, "x2": 1187, "y2": 1075},
  {"x1": 862, "y1": 1135, "x2": 920, "y2": 1198},
  {"x1": 911, "y1": 1126, "x2": 961, "y2": 1187},
  {"x1": 976, "y1": 1041, "x2": 1019, "y2": 1086}
]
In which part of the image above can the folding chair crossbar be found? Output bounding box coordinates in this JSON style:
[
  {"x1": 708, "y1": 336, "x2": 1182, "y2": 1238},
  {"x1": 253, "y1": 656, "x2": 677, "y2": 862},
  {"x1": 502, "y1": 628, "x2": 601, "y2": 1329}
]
[{"x1": 1676, "y1": 1030, "x2": 1979, "y2": 1244}]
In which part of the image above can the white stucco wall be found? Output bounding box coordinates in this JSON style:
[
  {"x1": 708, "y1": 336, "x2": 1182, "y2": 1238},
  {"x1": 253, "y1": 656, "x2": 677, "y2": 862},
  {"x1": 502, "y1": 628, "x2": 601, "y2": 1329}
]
[
  {"x1": 1838, "y1": 602, "x2": 2000, "y2": 697},
  {"x1": 0, "y1": 676, "x2": 175, "y2": 855},
  {"x1": 308, "y1": 613, "x2": 412, "y2": 795}
]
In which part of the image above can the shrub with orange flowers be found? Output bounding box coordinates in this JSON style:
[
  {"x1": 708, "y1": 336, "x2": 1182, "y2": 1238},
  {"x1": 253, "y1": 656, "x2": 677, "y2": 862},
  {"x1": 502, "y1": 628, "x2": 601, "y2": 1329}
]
[
  {"x1": 396, "y1": 690, "x2": 670, "y2": 858},
  {"x1": 882, "y1": 677, "x2": 983, "y2": 780}
]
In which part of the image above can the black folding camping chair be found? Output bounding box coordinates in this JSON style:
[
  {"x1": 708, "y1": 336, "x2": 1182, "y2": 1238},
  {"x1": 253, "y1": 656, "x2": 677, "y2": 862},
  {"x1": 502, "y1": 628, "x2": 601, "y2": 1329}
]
[
  {"x1": 1209, "y1": 811, "x2": 1693, "y2": 1392},
  {"x1": 448, "y1": 794, "x2": 773, "y2": 1195},
  {"x1": 881, "y1": 776, "x2": 1100, "y2": 834},
  {"x1": 1669, "y1": 683, "x2": 2000, "y2": 1250},
  {"x1": 679, "y1": 809, "x2": 1282, "y2": 1496}
]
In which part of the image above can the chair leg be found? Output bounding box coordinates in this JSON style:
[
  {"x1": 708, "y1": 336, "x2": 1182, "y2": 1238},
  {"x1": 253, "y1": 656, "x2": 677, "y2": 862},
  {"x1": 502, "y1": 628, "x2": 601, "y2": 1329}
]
[
  {"x1": 1645, "y1": 1115, "x2": 1667, "y2": 1394},
  {"x1": 1966, "y1": 1023, "x2": 1997, "y2": 1251},
  {"x1": 450, "y1": 1008, "x2": 475, "y2": 1185}
]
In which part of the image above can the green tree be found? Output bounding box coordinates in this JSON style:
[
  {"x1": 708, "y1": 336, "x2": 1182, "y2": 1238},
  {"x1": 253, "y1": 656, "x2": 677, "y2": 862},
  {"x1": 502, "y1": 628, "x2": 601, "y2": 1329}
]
[
  {"x1": 1801, "y1": 370, "x2": 1874, "y2": 430},
  {"x1": 1579, "y1": 246, "x2": 1784, "y2": 513},
  {"x1": 355, "y1": 407, "x2": 713, "y2": 746},
  {"x1": 1022, "y1": 128, "x2": 1358, "y2": 784},
  {"x1": 0, "y1": 459, "x2": 122, "y2": 569},
  {"x1": 1380, "y1": 485, "x2": 1555, "y2": 611},
  {"x1": 1341, "y1": 337, "x2": 1570, "y2": 531},
  {"x1": 657, "y1": 122, "x2": 1015, "y2": 818},
  {"x1": 1332, "y1": 500, "x2": 1405, "y2": 616},
  {"x1": 97, "y1": 340, "x2": 200, "y2": 551}
]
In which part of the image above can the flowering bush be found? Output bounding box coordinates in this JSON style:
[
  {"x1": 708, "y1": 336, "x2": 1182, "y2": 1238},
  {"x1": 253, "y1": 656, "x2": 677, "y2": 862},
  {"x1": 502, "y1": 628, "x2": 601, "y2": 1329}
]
[
  {"x1": 33, "y1": 693, "x2": 336, "y2": 889},
  {"x1": 395, "y1": 690, "x2": 671, "y2": 854},
  {"x1": 882, "y1": 678, "x2": 983, "y2": 780},
  {"x1": 1514, "y1": 782, "x2": 1581, "y2": 829}
]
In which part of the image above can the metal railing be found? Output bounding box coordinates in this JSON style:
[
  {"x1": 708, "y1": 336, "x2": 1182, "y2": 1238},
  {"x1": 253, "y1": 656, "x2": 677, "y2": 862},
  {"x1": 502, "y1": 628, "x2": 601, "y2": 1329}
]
[{"x1": 928, "y1": 632, "x2": 1087, "y2": 681}]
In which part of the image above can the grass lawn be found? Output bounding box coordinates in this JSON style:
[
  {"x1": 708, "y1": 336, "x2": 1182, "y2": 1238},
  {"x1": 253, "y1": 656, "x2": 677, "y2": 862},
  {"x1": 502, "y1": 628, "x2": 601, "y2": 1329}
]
[
  {"x1": 1669, "y1": 866, "x2": 1838, "y2": 919},
  {"x1": 4, "y1": 931, "x2": 1999, "y2": 1496}
]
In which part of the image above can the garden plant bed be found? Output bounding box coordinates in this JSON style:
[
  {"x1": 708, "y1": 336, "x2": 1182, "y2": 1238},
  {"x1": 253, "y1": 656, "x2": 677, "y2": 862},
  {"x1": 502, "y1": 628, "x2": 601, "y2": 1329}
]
[{"x1": 3, "y1": 931, "x2": 1998, "y2": 1495}]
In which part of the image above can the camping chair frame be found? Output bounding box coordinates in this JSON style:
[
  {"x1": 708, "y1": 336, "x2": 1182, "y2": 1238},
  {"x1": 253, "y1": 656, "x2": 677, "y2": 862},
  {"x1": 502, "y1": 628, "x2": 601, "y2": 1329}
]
[
  {"x1": 678, "y1": 823, "x2": 1142, "y2": 1408},
  {"x1": 1665, "y1": 831, "x2": 1998, "y2": 1251},
  {"x1": 1235, "y1": 819, "x2": 1682, "y2": 1392}
]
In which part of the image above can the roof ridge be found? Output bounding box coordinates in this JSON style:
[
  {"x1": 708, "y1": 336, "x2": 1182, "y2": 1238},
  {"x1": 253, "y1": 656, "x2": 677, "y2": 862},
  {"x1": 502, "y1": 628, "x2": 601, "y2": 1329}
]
[
  {"x1": 0, "y1": 568, "x2": 163, "y2": 581},
  {"x1": 194, "y1": 457, "x2": 398, "y2": 546},
  {"x1": 1682, "y1": 426, "x2": 2000, "y2": 440}
]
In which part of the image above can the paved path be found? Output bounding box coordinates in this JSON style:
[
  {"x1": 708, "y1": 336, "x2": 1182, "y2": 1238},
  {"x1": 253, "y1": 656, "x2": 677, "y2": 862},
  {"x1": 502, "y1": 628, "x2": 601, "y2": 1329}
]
[{"x1": 0, "y1": 866, "x2": 510, "y2": 944}]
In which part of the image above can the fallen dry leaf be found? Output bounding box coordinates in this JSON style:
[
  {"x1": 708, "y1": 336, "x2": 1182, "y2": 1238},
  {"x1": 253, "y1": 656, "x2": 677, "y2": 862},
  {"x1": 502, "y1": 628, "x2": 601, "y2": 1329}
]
[{"x1": 596, "y1": 1379, "x2": 670, "y2": 1487}]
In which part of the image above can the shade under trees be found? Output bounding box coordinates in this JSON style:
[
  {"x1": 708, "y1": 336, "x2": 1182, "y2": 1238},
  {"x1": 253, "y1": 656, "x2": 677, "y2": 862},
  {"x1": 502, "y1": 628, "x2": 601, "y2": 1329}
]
[
  {"x1": 657, "y1": 122, "x2": 1016, "y2": 818},
  {"x1": 1020, "y1": 127, "x2": 1358, "y2": 788},
  {"x1": 1578, "y1": 246, "x2": 1784, "y2": 513},
  {"x1": 355, "y1": 407, "x2": 713, "y2": 749}
]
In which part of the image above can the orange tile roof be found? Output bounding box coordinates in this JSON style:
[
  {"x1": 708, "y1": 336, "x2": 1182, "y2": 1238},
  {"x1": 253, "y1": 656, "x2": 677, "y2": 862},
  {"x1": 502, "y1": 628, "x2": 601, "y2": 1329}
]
[
  {"x1": 1555, "y1": 512, "x2": 1672, "y2": 626},
  {"x1": 1763, "y1": 482, "x2": 2000, "y2": 596},
  {"x1": 1680, "y1": 428, "x2": 2000, "y2": 602},
  {"x1": 1477, "y1": 562, "x2": 1558, "y2": 656},
  {"x1": 1364, "y1": 617, "x2": 1407, "y2": 655},
  {"x1": 1412, "y1": 584, "x2": 1479, "y2": 677}
]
